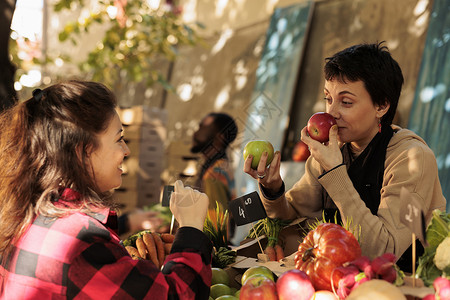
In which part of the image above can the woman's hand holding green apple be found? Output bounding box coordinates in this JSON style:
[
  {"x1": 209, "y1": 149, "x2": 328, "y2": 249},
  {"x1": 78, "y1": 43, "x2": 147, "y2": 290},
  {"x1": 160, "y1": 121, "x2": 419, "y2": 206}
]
[{"x1": 243, "y1": 140, "x2": 283, "y2": 194}]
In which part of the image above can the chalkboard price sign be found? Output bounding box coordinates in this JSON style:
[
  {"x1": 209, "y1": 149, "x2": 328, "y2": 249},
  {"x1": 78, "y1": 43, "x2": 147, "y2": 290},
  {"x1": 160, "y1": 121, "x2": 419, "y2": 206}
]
[
  {"x1": 161, "y1": 185, "x2": 174, "y2": 207},
  {"x1": 228, "y1": 191, "x2": 267, "y2": 226}
]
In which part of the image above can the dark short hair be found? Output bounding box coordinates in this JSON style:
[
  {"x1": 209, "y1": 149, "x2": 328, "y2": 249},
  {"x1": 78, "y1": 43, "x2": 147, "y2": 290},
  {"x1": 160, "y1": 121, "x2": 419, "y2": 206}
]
[
  {"x1": 324, "y1": 42, "x2": 404, "y2": 126},
  {"x1": 208, "y1": 113, "x2": 238, "y2": 146}
]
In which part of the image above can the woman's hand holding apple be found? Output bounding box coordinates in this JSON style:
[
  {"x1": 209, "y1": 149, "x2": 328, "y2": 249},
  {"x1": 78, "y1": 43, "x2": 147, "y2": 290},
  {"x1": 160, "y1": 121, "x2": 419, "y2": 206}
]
[
  {"x1": 301, "y1": 125, "x2": 343, "y2": 172},
  {"x1": 243, "y1": 150, "x2": 283, "y2": 194}
]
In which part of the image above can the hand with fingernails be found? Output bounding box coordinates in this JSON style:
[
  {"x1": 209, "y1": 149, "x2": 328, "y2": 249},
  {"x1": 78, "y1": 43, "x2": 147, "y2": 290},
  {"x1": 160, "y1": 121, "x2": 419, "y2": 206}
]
[
  {"x1": 243, "y1": 150, "x2": 283, "y2": 195},
  {"x1": 169, "y1": 180, "x2": 209, "y2": 231},
  {"x1": 301, "y1": 124, "x2": 343, "y2": 172}
]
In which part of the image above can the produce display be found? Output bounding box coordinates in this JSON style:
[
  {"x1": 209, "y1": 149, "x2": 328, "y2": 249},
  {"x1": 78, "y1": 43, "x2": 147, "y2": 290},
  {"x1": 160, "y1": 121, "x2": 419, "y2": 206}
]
[
  {"x1": 207, "y1": 221, "x2": 433, "y2": 299},
  {"x1": 122, "y1": 195, "x2": 448, "y2": 300},
  {"x1": 243, "y1": 140, "x2": 275, "y2": 170}
]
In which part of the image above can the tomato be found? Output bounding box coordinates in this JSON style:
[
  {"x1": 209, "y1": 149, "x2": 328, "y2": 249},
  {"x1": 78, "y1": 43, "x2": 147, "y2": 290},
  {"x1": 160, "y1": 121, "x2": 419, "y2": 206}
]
[{"x1": 294, "y1": 223, "x2": 361, "y2": 291}]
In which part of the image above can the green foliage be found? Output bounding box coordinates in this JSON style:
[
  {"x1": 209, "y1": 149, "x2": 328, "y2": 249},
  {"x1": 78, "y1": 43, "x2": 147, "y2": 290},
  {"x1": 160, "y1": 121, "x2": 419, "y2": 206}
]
[
  {"x1": 203, "y1": 202, "x2": 229, "y2": 249},
  {"x1": 246, "y1": 217, "x2": 291, "y2": 247},
  {"x1": 53, "y1": 0, "x2": 203, "y2": 89},
  {"x1": 11, "y1": 0, "x2": 203, "y2": 91},
  {"x1": 300, "y1": 211, "x2": 362, "y2": 243},
  {"x1": 416, "y1": 209, "x2": 450, "y2": 286}
]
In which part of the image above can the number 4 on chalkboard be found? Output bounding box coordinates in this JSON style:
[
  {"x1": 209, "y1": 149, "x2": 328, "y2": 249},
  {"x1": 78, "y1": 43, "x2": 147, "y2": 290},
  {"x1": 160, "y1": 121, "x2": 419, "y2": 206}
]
[{"x1": 228, "y1": 191, "x2": 267, "y2": 226}]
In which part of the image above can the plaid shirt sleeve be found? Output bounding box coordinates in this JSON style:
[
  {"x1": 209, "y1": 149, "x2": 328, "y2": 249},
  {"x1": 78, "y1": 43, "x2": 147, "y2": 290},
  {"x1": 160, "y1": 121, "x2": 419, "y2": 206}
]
[{"x1": 68, "y1": 225, "x2": 212, "y2": 300}]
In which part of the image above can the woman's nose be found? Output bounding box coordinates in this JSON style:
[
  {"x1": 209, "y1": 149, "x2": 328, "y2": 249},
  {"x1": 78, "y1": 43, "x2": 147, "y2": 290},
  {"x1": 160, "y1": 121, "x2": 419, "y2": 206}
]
[
  {"x1": 123, "y1": 142, "x2": 131, "y2": 156},
  {"x1": 327, "y1": 102, "x2": 339, "y2": 119}
]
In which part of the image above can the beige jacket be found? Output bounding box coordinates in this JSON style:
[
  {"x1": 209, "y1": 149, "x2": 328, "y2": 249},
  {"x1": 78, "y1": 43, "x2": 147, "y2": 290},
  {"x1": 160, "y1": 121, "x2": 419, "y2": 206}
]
[{"x1": 260, "y1": 126, "x2": 446, "y2": 259}]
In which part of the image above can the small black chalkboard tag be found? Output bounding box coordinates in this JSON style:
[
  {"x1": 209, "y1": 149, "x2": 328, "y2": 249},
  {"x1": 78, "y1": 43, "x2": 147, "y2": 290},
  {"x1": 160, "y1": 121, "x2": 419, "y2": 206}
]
[
  {"x1": 228, "y1": 191, "x2": 267, "y2": 226},
  {"x1": 161, "y1": 185, "x2": 174, "y2": 207}
]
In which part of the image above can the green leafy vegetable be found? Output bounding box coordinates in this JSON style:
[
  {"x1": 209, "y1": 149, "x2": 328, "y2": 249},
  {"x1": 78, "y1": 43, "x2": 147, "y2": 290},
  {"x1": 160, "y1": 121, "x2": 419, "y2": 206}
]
[
  {"x1": 212, "y1": 247, "x2": 237, "y2": 268},
  {"x1": 416, "y1": 209, "x2": 450, "y2": 286},
  {"x1": 203, "y1": 202, "x2": 229, "y2": 249},
  {"x1": 246, "y1": 217, "x2": 291, "y2": 246}
]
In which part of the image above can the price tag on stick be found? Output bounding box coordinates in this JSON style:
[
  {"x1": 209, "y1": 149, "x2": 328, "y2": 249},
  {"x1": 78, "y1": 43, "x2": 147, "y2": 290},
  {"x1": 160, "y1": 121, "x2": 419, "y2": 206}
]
[
  {"x1": 399, "y1": 187, "x2": 428, "y2": 287},
  {"x1": 228, "y1": 191, "x2": 267, "y2": 226},
  {"x1": 229, "y1": 191, "x2": 269, "y2": 260}
]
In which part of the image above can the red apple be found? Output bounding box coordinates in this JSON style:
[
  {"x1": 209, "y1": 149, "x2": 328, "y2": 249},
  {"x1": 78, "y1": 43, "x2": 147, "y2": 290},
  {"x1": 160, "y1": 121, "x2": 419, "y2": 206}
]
[
  {"x1": 276, "y1": 269, "x2": 315, "y2": 300},
  {"x1": 240, "y1": 274, "x2": 278, "y2": 300},
  {"x1": 292, "y1": 141, "x2": 310, "y2": 162},
  {"x1": 243, "y1": 140, "x2": 275, "y2": 170},
  {"x1": 306, "y1": 112, "x2": 337, "y2": 143}
]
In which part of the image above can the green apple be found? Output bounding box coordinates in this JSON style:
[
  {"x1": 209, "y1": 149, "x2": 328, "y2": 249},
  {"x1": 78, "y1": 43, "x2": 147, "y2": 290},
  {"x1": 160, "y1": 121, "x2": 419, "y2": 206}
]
[
  {"x1": 210, "y1": 283, "x2": 232, "y2": 299},
  {"x1": 243, "y1": 140, "x2": 275, "y2": 170},
  {"x1": 241, "y1": 265, "x2": 275, "y2": 285},
  {"x1": 216, "y1": 296, "x2": 238, "y2": 300},
  {"x1": 212, "y1": 267, "x2": 230, "y2": 286}
]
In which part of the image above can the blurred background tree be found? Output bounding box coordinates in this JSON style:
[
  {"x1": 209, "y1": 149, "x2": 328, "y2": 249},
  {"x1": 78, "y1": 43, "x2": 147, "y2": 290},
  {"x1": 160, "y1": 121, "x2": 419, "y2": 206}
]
[{"x1": 3, "y1": 0, "x2": 204, "y2": 110}]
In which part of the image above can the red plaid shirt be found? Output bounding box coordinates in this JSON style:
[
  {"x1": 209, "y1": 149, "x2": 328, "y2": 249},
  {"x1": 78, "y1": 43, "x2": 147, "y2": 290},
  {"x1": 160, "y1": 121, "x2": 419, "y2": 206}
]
[{"x1": 0, "y1": 188, "x2": 212, "y2": 299}]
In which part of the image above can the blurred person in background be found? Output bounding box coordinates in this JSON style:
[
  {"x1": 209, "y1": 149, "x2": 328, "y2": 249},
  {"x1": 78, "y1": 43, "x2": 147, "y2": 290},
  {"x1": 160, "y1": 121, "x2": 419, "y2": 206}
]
[{"x1": 191, "y1": 112, "x2": 238, "y2": 243}]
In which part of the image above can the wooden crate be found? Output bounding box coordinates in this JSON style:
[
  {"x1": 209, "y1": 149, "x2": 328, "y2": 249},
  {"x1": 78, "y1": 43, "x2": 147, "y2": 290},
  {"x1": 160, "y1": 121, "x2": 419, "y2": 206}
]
[{"x1": 114, "y1": 106, "x2": 167, "y2": 211}]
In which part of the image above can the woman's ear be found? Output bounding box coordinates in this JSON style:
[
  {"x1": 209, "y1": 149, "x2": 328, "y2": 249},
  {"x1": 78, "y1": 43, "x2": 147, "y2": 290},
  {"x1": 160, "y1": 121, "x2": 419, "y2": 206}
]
[
  {"x1": 77, "y1": 144, "x2": 92, "y2": 161},
  {"x1": 376, "y1": 101, "x2": 390, "y2": 118}
]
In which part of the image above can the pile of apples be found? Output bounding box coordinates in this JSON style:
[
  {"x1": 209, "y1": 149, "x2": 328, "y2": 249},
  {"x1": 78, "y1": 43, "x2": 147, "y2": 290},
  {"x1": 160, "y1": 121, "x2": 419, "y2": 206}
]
[
  {"x1": 238, "y1": 266, "x2": 337, "y2": 300},
  {"x1": 236, "y1": 259, "x2": 407, "y2": 300},
  {"x1": 209, "y1": 268, "x2": 240, "y2": 299}
]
